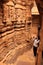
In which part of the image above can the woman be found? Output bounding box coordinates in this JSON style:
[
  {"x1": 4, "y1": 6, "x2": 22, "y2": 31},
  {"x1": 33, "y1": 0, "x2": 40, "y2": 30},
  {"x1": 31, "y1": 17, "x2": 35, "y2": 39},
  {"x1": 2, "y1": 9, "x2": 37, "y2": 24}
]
[{"x1": 33, "y1": 37, "x2": 40, "y2": 57}]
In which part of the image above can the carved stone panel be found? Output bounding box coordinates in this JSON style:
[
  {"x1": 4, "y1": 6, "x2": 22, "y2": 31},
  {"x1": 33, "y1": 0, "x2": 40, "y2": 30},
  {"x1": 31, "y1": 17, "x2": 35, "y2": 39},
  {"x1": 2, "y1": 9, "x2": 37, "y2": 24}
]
[{"x1": 3, "y1": 1, "x2": 16, "y2": 25}]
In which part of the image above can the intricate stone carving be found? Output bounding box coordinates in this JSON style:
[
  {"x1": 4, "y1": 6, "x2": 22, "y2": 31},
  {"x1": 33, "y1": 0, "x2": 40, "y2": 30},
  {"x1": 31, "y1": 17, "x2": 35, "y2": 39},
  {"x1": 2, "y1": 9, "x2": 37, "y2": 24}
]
[
  {"x1": 3, "y1": 0, "x2": 16, "y2": 25},
  {"x1": 0, "y1": 0, "x2": 34, "y2": 62}
]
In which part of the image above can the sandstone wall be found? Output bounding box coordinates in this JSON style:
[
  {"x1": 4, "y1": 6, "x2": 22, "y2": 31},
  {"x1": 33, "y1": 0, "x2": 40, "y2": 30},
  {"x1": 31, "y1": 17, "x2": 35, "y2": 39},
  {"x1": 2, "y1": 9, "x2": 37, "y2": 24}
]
[{"x1": 0, "y1": 0, "x2": 34, "y2": 61}]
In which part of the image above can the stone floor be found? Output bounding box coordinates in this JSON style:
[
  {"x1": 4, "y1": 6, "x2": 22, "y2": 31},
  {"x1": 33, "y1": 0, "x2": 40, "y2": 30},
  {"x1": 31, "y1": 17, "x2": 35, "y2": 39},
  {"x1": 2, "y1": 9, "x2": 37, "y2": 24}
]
[
  {"x1": 0, "y1": 48, "x2": 36, "y2": 65},
  {"x1": 14, "y1": 48, "x2": 35, "y2": 65}
]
